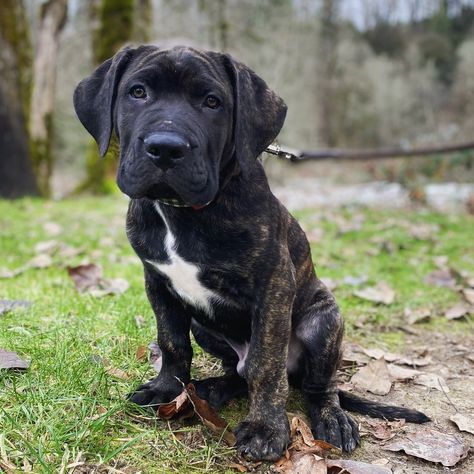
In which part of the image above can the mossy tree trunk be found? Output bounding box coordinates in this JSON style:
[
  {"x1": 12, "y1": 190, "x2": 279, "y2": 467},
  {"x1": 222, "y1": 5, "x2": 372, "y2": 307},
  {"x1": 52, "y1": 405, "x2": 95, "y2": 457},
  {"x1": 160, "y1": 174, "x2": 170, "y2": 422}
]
[
  {"x1": 29, "y1": 0, "x2": 68, "y2": 196},
  {"x1": 80, "y1": 0, "x2": 144, "y2": 194},
  {"x1": 0, "y1": 0, "x2": 39, "y2": 198}
]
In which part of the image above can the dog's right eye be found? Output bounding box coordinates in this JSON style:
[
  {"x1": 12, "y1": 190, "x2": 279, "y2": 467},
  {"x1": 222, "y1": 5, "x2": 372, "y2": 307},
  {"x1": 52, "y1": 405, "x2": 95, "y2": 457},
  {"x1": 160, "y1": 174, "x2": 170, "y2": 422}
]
[{"x1": 129, "y1": 86, "x2": 147, "y2": 99}]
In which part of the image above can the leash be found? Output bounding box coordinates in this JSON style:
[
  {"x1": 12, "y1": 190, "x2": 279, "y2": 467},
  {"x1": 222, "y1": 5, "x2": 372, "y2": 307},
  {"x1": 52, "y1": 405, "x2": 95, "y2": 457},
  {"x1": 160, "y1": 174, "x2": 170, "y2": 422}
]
[{"x1": 265, "y1": 140, "x2": 474, "y2": 162}]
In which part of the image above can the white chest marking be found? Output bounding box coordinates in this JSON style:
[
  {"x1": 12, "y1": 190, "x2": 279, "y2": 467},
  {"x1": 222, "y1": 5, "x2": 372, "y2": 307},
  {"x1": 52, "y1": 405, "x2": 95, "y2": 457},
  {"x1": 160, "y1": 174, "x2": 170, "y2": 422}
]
[{"x1": 147, "y1": 203, "x2": 218, "y2": 315}]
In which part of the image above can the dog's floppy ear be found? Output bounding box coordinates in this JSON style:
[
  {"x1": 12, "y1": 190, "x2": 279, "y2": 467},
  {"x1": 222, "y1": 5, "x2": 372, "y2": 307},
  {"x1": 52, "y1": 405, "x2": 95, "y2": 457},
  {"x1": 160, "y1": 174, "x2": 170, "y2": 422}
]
[
  {"x1": 224, "y1": 55, "x2": 287, "y2": 175},
  {"x1": 73, "y1": 47, "x2": 135, "y2": 157}
]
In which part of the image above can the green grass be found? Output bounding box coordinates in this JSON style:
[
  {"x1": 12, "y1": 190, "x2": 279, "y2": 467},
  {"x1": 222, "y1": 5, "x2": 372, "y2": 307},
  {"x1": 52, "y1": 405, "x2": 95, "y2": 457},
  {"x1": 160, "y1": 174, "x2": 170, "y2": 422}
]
[{"x1": 1, "y1": 197, "x2": 473, "y2": 472}]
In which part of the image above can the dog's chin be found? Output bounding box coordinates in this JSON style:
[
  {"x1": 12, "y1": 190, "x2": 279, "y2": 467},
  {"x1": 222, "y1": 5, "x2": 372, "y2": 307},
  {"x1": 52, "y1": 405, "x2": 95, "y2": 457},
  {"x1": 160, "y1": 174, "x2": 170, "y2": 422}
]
[{"x1": 143, "y1": 182, "x2": 217, "y2": 208}]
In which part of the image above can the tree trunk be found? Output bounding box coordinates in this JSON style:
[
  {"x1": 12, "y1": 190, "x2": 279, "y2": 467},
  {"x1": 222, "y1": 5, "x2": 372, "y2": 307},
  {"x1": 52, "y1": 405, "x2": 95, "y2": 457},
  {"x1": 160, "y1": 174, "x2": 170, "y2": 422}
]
[
  {"x1": 78, "y1": 0, "x2": 134, "y2": 194},
  {"x1": 29, "y1": 0, "x2": 68, "y2": 196},
  {"x1": 0, "y1": 0, "x2": 39, "y2": 198},
  {"x1": 133, "y1": 0, "x2": 153, "y2": 43},
  {"x1": 317, "y1": 0, "x2": 339, "y2": 147}
]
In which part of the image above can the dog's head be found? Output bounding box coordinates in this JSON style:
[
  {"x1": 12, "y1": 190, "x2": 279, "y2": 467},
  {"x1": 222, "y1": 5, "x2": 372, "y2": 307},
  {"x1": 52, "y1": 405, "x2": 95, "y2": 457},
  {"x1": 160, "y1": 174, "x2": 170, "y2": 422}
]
[{"x1": 74, "y1": 45, "x2": 286, "y2": 207}]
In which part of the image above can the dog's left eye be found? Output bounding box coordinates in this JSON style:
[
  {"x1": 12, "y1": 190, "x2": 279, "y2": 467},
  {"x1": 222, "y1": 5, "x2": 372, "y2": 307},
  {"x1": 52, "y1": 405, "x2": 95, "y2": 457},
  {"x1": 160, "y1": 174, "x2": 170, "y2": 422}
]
[
  {"x1": 204, "y1": 95, "x2": 220, "y2": 109},
  {"x1": 130, "y1": 86, "x2": 147, "y2": 99}
]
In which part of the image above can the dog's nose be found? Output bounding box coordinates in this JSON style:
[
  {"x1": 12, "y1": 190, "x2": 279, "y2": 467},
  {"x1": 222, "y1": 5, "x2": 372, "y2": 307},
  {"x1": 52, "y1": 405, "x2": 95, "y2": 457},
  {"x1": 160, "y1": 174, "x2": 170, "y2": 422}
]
[{"x1": 144, "y1": 132, "x2": 191, "y2": 167}]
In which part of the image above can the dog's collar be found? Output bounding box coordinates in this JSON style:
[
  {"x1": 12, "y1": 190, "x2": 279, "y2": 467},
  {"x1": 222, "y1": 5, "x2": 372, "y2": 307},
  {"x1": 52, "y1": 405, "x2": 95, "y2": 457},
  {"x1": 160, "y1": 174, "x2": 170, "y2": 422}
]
[{"x1": 155, "y1": 197, "x2": 211, "y2": 210}]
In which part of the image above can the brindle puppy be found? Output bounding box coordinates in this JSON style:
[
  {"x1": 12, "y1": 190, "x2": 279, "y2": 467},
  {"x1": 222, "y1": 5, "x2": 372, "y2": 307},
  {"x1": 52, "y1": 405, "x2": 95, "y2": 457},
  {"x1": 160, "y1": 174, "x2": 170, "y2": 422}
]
[{"x1": 74, "y1": 45, "x2": 429, "y2": 461}]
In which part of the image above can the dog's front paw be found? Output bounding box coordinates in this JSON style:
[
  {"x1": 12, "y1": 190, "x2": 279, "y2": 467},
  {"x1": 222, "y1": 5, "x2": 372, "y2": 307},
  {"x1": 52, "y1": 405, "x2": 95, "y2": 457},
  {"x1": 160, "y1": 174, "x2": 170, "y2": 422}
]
[
  {"x1": 235, "y1": 417, "x2": 290, "y2": 461},
  {"x1": 309, "y1": 404, "x2": 360, "y2": 453},
  {"x1": 127, "y1": 376, "x2": 182, "y2": 408}
]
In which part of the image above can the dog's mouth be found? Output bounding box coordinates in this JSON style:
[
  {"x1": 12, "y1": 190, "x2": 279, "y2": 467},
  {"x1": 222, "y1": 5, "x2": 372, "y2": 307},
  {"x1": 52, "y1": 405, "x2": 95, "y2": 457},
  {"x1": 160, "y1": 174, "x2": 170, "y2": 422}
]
[{"x1": 145, "y1": 181, "x2": 215, "y2": 209}]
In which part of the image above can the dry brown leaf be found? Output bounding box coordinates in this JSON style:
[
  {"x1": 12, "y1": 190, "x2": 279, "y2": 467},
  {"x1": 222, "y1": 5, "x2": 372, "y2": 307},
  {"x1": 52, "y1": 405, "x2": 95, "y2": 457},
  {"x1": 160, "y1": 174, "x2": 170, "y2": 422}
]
[
  {"x1": 354, "y1": 283, "x2": 395, "y2": 305},
  {"x1": 186, "y1": 383, "x2": 236, "y2": 446},
  {"x1": 67, "y1": 264, "x2": 129, "y2": 297},
  {"x1": 414, "y1": 373, "x2": 449, "y2": 392},
  {"x1": 342, "y1": 343, "x2": 370, "y2": 367},
  {"x1": 43, "y1": 221, "x2": 62, "y2": 236},
  {"x1": 351, "y1": 358, "x2": 392, "y2": 395},
  {"x1": 327, "y1": 459, "x2": 392, "y2": 474},
  {"x1": 157, "y1": 389, "x2": 191, "y2": 420},
  {"x1": 362, "y1": 347, "x2": 430, "y2": 367},
  {"x1": 462, "y1": 288, "x2": 474, "y2": 305},
  {"x1": 105, "y1": 366, "x2": 131, "y2": 381},
  {"x1": 450, "y1": 413, "x2": 474, "y2": 435},
  {"x1": 321, "y1": 277, "x2": 338, "y2": 291},
  {"x1": 0, "y1": 348, "x2": 30, "y2": 370},
  {"x1": 424, "y1": 269, "x2": 457, "y2": 288},
  {"x1": 387, "y1": 364, "x2": 421, "y2": 381},
  {"x1": 68, "y1": 263, "x2": 102, "y2": 291},
  {"x1": 384, "y1": 428, "x2": 469, "y2": 467},
  {"x1": 363, "y1": 419, "x2": 405, "y2": 441},
  {"x1": 135, "y1": 346, "x2": 147, "y2": 361},
  {"x1": 445, "y1": 303, "x2": 470, "y2": 320},
  {"x1": 290, "y1": 452, "x2": 327, "y2": 474},
  {"x1": 0, "y1": 299, "x2": 31, "y2": 316},
  {"x1": 404, "y1": 307, "x2": 431, "y2": 324}
]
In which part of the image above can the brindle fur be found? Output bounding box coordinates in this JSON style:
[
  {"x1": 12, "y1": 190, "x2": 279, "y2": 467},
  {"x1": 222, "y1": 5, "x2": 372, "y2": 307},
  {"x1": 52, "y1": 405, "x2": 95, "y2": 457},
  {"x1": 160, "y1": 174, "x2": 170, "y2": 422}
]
[{"x1": 74, "y1": 45, "x2": 429, "y2": 462}]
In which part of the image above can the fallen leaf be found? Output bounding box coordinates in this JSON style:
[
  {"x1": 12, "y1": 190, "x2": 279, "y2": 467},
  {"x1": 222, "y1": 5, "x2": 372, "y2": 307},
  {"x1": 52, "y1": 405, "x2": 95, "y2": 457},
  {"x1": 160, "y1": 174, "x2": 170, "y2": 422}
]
[
  {"x1": 354, "y1": 283, "x2": 395, "y2": 305},
  {"x1": 186, "y1": 383, "x2": 236, "y2": 446},
  {"x1": 361, "y1": 347, "x2": 430, "y2": 367},
  {"x1": 414, "y1": 373, "x2": 449, "y2": 393},
  {"x1": 157, "y1": 389, "x2": 192, "y2": 419},
  {"x1": 404, "y1": 307, "x2": 431, "y2": 324},
  {"x1": 43, "y1": 221, "x2": 62, "y2": 236},
  {"x1": 450, "y1": 413, "x2": 474, "y2": 435},
  {"x1": 0, "y1": 348, "x2": 30, "y2": 370},
  {"x1": 407, "y1": 223, "x2": 439, "y2": 241},
  {"x1": 148, "y1": 341, "x2": 162, "y2": 373},
  {"x1": 135, "y1": 346, "x2": 147, "y2": 361},
  {"x1": 387, "y1": 364, "x2": 421, "y2": 381},
  {"x1": 0, "y1": 299, "x2": 31, "y2": 316},
  {"x1": 363, "y1": 419, "x2": 405, "y2": 441},
  {"x1": 351, "y1": 358, "x2": 392, "y2": 395},
  {"x1": 462, "y1": 288, "x2": 474, "y2": 305},
  {"x1": 105, "y1": 366, "x2": 130, "y2": 381},
  {"x1": 321, "y1": 277, "x2": 338, "y2": 291},
  {"x1": 67, "y1": 264, "x2": 129, "y2": 297},
  {"x1": 0, "y1": 267, "x2": 24, "y2": 279},
  {"x1": 68, "y1": 263, "x2": 102, "y2": 292},
  {"x1": 88, "y1": 278, "x2": 130, "y2": 297},
  {"x1": 384, "y1": 428, "x2": 469, "y2": 467},
  {"x1": 445, "y1": 303, "x2": 471, "y2": 320},
  {"x1": 424, "y1": 269, "x2": 457, "y2": 288},
  {"x1": 342, "y1": 343, "x2": 370, "y2": 367},
  {"x1": 29, "y1": 253, "x2": 53, "y2": 269},
  {"x1": 327, "y1": 459, "x2": 392, "y2": 474},
  {"x1": 343, "y1": 275, "x2": 368, "y2": 286},
  {"x1": 286, "y1": 452, "x2": 326, "y2": 474},
  {"x1": 34, "y1": 239, "x2": 59, "y2": 254}
]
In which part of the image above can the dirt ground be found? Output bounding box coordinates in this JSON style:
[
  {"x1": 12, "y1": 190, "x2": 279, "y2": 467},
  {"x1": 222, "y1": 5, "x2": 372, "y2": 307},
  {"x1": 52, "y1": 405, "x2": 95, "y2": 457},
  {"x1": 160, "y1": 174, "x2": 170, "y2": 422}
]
[{"x1": 340, "y1": 330, "x2": 474, "y2": 474}]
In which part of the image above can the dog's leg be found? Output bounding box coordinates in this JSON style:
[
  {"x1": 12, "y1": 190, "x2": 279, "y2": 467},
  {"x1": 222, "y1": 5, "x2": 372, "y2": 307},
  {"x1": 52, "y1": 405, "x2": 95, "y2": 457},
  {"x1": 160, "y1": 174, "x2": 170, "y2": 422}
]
[
  {"x1": 234, "y1": 262, "x2": 294, "y2": 461},
  {"x1": 191, "y1": 320, "x2": 247, "y2": 408},
  {"x1": 295, "y1": 281, "x2": 360, "y2": 452},
  {"x1": 129, "y1": 269, "x2": 192, "y2": 407}
]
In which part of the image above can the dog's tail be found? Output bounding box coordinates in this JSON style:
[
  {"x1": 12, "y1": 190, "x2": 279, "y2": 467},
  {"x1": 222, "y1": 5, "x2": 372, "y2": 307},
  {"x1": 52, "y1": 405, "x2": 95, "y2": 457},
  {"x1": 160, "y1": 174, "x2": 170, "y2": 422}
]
[{"x1": 338, "y1": 390, "x2": 430, "y2": 423}]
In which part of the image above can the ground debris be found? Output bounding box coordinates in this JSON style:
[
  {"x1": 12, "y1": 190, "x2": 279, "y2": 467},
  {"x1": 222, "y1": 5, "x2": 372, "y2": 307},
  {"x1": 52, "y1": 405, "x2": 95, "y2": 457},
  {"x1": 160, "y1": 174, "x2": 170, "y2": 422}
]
[
  {"x1": 354, "y1": 283, "x2": 395, "y2": 305},
  {"x1": 362, "y1": 419, "x2": 405, "y2": 441},
  {"x1": 424, "y1": 269, "x2": 457, "y2": 289},
  {"x1": 67, "y1": 263, "x2": 129, "y2": 297},
  {"x1": 351, "y1": 358, "x2": 392, "y2": 395},
  {"x1": 450, "y1": 413, "x2": 474, "y2": 435},
  {"x1": 0, "y1": 348, "x2": 30, "y2": 370},
  {"x1": 384, "y1": 428, "x2": 469, "y2": 466},
  {"x1": 0, "y1": 299, "x2": 31, "y2": 316}
]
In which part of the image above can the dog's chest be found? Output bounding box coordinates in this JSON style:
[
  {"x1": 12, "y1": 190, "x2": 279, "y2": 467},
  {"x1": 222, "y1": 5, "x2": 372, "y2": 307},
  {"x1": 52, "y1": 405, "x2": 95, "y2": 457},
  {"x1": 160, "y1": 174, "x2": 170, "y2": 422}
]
[{"x1": 147, "y1": 204, "x2": 219, "y2": 314}]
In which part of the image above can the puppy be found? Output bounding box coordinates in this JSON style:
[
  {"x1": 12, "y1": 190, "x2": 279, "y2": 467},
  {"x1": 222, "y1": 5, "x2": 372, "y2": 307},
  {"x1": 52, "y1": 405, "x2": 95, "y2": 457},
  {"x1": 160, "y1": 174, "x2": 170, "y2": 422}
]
[{"x1": 74, "y1": 45, "x2": 429, "y2": 461}]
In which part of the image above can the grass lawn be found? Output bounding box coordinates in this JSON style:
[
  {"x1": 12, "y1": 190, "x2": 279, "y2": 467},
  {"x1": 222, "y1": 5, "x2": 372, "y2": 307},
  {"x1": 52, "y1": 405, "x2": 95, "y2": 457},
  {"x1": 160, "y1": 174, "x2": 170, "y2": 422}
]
[{"x1": 0, "y1": 196, "x2": 473, "y2": 473}]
